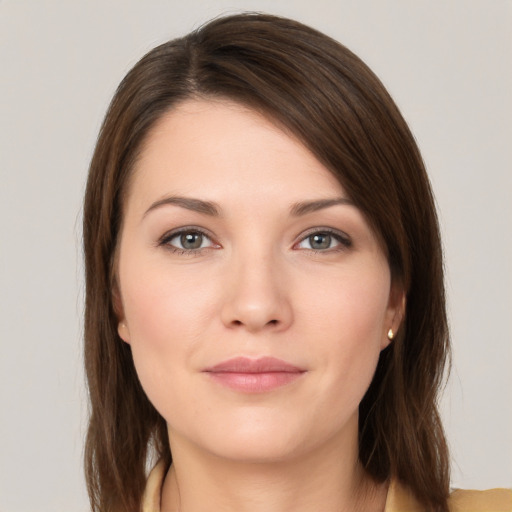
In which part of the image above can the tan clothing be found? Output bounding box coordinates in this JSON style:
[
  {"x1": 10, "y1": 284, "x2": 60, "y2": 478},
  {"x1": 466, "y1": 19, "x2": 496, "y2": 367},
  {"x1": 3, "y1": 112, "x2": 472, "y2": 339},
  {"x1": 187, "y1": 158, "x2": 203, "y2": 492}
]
[
  {"x1": 142, "y1": 460, "x2": 512, "y2": 512},
  {"x1": 385, "y1": 478, "x2": 512, "y2": 512}
]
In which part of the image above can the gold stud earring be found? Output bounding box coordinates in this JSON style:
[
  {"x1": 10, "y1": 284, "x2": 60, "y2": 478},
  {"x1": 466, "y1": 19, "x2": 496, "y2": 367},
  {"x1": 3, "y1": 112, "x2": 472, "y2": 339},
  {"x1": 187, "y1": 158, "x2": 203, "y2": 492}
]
[{"x1": 387, "y1": 329, "x2": 395, "y2": 340}]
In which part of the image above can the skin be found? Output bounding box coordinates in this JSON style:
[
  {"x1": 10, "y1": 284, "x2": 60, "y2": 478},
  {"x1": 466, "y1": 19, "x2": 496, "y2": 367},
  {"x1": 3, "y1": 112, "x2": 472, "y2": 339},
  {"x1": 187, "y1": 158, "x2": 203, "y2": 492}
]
[{"x1": 116, "y1": 98, "x2": 404, "y2": 512}]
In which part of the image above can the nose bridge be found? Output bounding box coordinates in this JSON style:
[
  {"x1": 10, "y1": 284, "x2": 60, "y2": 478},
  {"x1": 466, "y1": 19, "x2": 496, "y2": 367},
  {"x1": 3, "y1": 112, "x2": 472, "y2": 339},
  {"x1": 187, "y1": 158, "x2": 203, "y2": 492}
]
[{"x1": 221, "y1": 242, "x2": 292, "y2": 332}]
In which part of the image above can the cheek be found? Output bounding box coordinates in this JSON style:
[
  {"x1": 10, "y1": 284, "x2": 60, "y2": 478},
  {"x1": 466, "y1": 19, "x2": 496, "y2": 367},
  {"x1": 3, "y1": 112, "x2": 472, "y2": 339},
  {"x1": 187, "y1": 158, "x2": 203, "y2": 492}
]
[
  {"x1": 296, "y1": 263, "x2": 390, "y2": 401},
  {"x1": 297, "y1": 260, "x2": 390, "y2": 345},
  {"x1": 121, "y1": 252, "x2": 219, "y2": 345},
  {"x1": 118, "y1": 255, "x2": 221, "y2": 402}
]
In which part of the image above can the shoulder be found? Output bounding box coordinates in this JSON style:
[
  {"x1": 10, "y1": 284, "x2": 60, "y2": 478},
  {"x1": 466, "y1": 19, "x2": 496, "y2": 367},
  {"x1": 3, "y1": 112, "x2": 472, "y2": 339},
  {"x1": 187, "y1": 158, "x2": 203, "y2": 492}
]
[
  {"x1": 386, "y1": 480, "x2": 512, "y2": 512},
  {"x1": 448, "y1": 487, "x2": 512, "y2": 512}
]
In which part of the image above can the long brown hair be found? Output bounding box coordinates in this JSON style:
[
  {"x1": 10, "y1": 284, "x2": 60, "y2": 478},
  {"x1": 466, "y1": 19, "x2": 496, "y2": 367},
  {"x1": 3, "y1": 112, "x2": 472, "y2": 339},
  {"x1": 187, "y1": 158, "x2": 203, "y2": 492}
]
[{"x1": 83, "y1": 13, "x2": 450, "y2": 512}]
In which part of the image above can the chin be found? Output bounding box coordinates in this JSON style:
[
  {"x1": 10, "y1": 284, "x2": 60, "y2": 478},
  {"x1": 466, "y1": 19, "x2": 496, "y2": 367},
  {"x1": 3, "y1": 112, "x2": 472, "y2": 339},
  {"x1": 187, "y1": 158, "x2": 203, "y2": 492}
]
[
  {"x1": 204, "y1": 430, "x2": 306, "y2": 464},
  {"x1": 169, "y1": 409, "x2": 309, "y2": 464}
]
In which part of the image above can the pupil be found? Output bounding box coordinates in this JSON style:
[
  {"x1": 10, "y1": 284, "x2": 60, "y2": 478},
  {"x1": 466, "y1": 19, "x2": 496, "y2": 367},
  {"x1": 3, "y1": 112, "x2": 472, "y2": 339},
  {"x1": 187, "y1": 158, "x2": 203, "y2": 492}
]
[
  {"x1": 311, "y1": 233, "x2": 331, "y2": 250},
  {"x1": 181, "y1": 232, "x2": 202, "y2": 249}
]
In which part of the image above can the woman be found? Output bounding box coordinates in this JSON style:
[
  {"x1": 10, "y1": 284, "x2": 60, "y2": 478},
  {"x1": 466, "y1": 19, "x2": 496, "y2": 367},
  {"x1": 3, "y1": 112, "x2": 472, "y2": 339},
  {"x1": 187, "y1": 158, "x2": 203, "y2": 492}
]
[{"x1": 82, "y1": 13, "x2": 511, "y2": 512}]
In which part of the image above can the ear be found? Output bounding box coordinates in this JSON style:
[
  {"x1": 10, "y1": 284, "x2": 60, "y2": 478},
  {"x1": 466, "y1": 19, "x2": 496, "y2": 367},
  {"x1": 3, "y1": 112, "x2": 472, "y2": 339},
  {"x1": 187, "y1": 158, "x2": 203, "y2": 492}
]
[
  {"x1": 382, "y1": 281, "x2": 406, "y2": 350},
  {"x1": 112, "y1": 281, "x2": 131, "y2": 344}
]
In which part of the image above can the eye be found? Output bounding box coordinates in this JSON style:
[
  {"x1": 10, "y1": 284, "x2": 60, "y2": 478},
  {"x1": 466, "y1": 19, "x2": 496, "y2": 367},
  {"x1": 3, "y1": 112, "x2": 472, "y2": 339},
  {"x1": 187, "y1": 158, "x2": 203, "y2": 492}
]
[
  {"x1": 159, "y1": 228, "x2": 218, "y2": 253},
  {"x1": 295, "y1": 229, "x2": 351, "y2": 252}
]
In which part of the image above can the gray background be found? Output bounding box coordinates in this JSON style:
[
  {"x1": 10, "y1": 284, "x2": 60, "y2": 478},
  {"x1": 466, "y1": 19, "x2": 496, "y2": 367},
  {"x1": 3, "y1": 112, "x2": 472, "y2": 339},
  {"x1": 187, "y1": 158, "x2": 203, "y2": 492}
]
[{"x1": 1, "y1": 1, "x2": 510, "y2": 510}]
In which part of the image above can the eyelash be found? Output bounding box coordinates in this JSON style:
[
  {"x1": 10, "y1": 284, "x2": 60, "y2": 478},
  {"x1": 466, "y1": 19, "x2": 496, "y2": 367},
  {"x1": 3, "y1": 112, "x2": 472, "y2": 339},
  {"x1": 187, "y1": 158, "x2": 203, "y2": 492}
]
[
  {"x1": 158, "y1": 226, "x2": 216, "y2": 256},
  {"x1": 296, "y1": 228, "x2": 352, "y2": 254},
  {"x1": 158, "y1": 226, "x2": 352, "y2": 256}
]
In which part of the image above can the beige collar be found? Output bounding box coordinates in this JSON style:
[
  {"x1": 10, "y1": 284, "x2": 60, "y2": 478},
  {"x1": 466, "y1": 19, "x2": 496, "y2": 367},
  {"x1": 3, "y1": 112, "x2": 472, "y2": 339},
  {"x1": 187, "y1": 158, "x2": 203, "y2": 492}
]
[{"x1": 142, "y1": 459, "x2": 167, "y2": 512}]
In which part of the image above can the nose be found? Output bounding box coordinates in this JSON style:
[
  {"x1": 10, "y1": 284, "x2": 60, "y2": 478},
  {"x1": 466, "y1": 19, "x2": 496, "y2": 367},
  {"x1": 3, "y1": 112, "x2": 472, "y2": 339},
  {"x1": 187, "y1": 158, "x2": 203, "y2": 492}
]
[{"x1": 220, "y1": 251, "x2": 293, "y2": 333}]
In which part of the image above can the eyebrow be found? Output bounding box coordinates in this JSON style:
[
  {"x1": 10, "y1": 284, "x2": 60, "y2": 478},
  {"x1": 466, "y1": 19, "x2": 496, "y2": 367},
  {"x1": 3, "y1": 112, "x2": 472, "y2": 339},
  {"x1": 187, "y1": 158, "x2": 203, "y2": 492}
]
[
  {"x1": 144, "y1": 196, "x2": 221, "y2": 217},
  {"x1": 143, "y1": 195, "x2": 354, "y2": 218},
  {"x1": 290, "y1": 197, "x2": 354, "y2": 216}
]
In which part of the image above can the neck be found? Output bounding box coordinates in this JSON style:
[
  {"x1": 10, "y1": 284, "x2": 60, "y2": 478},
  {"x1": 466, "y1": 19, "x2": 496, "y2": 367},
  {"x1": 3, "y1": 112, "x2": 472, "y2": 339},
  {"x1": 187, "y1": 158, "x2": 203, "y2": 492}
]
[{"x1": 160, "y1": 422, "x2": 387, "y2": 512}]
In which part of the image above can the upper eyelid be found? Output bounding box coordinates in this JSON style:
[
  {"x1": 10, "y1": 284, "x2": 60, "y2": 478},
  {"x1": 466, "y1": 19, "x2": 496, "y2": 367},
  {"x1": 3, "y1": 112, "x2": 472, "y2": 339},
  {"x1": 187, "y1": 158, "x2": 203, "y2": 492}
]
[
  {"x1": 159, "y1": 226, "x2": 215, "y2": 242},
  {"x1": 156, "y1": 232, "x2": 213, "y2": 259},
  {"x1": 296, "y1": 227, "x2": 351, "y2": 243},
  {"x1": 158, "y1": 228, "x2": 219, "y2": 255}
]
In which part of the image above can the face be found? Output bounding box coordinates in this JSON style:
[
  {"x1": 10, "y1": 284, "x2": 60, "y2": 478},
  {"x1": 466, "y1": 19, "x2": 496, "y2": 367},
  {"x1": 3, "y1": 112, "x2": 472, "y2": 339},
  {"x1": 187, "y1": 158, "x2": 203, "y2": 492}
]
[{"x1": 116, "y1": 99, "x2": 403, "y2": 463}]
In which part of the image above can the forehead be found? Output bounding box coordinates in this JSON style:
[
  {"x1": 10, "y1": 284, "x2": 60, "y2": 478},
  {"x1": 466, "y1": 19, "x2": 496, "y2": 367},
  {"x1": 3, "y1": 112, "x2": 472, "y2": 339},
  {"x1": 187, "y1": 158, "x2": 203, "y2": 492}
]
[{"x1": 128, "y1": 98, "x2": 344, "y2": 208}]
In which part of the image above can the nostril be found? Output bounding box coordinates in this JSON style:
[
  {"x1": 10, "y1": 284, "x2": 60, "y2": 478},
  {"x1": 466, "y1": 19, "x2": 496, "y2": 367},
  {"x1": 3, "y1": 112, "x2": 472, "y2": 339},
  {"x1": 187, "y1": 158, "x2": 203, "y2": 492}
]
[{"x1": 230, "y1": 319, "x2": 279, "y2": 328}]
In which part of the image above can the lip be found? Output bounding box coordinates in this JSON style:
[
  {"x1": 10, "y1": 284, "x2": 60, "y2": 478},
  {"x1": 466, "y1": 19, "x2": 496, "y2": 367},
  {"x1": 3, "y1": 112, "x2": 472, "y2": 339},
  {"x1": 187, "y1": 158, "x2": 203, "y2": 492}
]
[{"x1": 203, "y1": 356, "x2": 306, "y2": 393}]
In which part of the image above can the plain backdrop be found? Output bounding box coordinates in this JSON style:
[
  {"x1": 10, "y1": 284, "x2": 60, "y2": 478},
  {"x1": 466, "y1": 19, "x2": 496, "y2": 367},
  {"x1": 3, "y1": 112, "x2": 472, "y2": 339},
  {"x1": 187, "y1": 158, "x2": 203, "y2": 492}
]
[{"x1": 0, "y1": 1, "x2": 510, "y2": 510}]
